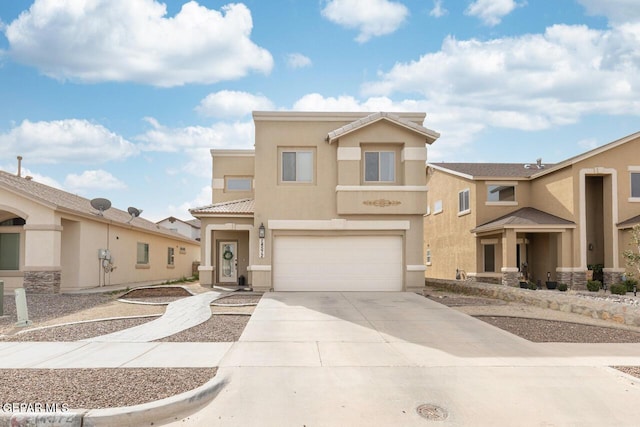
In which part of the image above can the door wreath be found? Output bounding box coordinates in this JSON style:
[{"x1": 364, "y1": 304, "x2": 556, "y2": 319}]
[{"x1": 223, "y1": 250, "x2": 234, "y2": 260}]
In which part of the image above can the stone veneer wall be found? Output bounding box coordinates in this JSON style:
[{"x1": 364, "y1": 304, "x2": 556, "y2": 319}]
[
  {"x1": 424, "y1": 277, "x2": 640, "y2": 327},
  {"x1": 23, "y1": 271, "x2": 61, "y2": 293},
  {"x1": 571, "y1": 271, "x2": 587, "y2": 290},
  {"x1": 556, "y1": 270, "x2": 573, "y2": 288},
  {"x1": 604, "y1": 270, "x2": 625, "y2": 287},
  {"x1": 501, "y1": 270, "x2": 519, "y2": 287}
]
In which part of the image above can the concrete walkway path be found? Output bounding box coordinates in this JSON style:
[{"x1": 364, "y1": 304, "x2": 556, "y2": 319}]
[
  {"x1": 164, "y1": 291, "x2": 640, "y2": 427},
  {"x1": 83, "y1": 291, "x2": 222, "y2": 342}
]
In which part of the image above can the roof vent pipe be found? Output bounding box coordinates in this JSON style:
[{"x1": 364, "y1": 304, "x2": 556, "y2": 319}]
[{"x1": 17, "y1": 156, "x2": 23, "y2": 177}]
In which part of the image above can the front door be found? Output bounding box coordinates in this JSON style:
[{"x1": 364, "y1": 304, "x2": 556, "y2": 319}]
[{"x1": 218, "y1": 241, "x2": 238, "y2": 284}]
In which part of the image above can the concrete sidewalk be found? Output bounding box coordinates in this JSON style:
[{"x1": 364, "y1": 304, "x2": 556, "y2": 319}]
[{"x1": 164, "y1": 291, "x2": 640, "y2": 427}]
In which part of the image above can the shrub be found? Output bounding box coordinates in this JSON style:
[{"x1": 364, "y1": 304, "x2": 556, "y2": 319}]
[
  {"x1": 557, "y1": 283, "x2": 568, "y2": 292},
  {"x1": 586, "y1": 280, "x2": 602, "y2": 292},
  {"x1": 528, "y1": 281, "x2": 537, "y2": 290},
  {"x1": 610, "y1": 283, "x2": 627, "y2": 295},
  {"x1": 623, "y1": 278, "x2": 638, "y2": 293}
]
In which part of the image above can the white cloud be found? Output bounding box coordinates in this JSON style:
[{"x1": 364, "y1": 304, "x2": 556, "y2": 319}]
[
  {"x1": 465, "y1": 0, "x2": 521, "y2": 26},
  {"x1": 136, "y1": 118, "x2": 254, "y2": 178},
  {"x1": 0, "y1": 119, "x2": 137, "y2": 164},
  {"x1": 286, "y1": 53, "x2": 312, "y2": 69},
  {"x1": 4, "y1": 0, "x2": 273, "y2": 87},
  {"x1": 321, "y1": 0, "x2": 409, "y2": 43},
  {"x1": 166, "y1": 185, "x2": 212, "y2": 219},
  {"x1": 195, "y1": 91, "x2": 274, "y2": 119},
  {"x1": 430, "y1": 0, "x2": 448, "y2": 18},
  {"x1": 64, "y1": 170, "x2": 127, "y2": 193},
  {"x1": 577, "y1": 138, "x2": 600, "y2": 151},
  {"x1": 362, "y1": 25, "x2": 640, "y2": 132},
  {"x1": 577, "y1": 0, "x2": 640, "y2": 24}
]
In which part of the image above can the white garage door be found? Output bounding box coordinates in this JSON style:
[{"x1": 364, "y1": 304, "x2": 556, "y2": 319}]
[{"x1": 273, "y1": 235, "x2": 403, "y2": 291}]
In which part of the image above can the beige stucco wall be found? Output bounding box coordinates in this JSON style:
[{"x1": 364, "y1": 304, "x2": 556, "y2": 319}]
[
  {"x1": 212, "y1": 151, "x2": 255, "y2": 203},
  {"x1": 0, "y1": 186, "x2": 200, "y2": 294},
  {"x1": 424, "y1": 168, "x2": 477, "y2": 280}
]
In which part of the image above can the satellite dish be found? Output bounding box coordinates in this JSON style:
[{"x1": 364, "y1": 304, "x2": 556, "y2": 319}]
[
  {"x1": 127, "y1": 206, "x2": 143, "y2": 223},
  {"x1": 90, "y1": 198, "x2": 112, "y2": 216}
]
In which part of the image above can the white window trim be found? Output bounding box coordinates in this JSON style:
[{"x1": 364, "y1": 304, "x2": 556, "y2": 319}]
[
  {"x1": 458, "y1": 188, "x2": 471, "y2": 216},
  {"x1": 486, "y1": 181, "x2": 518, "y2": 205},
  {"x1": 280, "y1": 149, "x2": 315, "y2": 184},
  {"x1": 629, "y1": 166, "x2": 640, "y2": 202},
  {"x1": 425, "y1": 248, "x2": 432, "y2": 266},
  {"x1": 363, "y1": 151, "x2": 396, "y2": 183}
]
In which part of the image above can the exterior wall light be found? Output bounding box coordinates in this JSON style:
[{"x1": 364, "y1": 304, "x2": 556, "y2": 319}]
[{"x1": 259, "y1": 223, "x2": 266, "y2": 239}]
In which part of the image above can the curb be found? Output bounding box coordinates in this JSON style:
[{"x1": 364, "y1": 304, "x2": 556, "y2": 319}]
[{"x1": 1, "y1": 373, "x2": 227, "y2": 427}]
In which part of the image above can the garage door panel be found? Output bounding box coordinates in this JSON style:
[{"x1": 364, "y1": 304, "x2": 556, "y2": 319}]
[{"x1": 273, "y1": 236, "x2": 403, "y2": 291}]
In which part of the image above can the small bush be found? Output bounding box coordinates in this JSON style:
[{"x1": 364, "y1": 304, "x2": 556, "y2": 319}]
[
  {"x1": 623, "y1": 278, "x2": 638, "y2": 293},
  {"x1": 610, "y1": 283, "x2": 627, "y2": 295},
  {"x1": 557, "y1": 283, "x2": 568, "y2": 292},
  {"x1": 586, "y1": 280, "x2": 602, "y2": 292},
  {"x1": 528, "y1": 281, "x2": 537, "y2": 290}
]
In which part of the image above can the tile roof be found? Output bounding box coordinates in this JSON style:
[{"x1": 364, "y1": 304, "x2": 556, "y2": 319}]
[
  {"x1": 326, "y1": 112, "x2": 440, "y2": 143},
  {"x1": 0, "y1": 170, "x2": 196, "y2": 242},
  {"x1": 190, "y1": 198, "x2": 254, "y2": 215},
  {"x1": 429, "y1": 162, "x2": 555, "y2": 179},
  {"x1": 472, "y1": 207, "x2": 575, "y2": 233}
]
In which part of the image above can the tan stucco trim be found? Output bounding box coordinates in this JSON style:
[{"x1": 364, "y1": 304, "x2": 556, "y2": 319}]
[
  {"x1": 579, "y1": 167, "x2": 619, "y2": 269},
  {"x1": 248, "y1": 265, "x2": 272, "y2": 271},
  {"x1": 0, "y1": 204, "x2": 29, "y2": 220},
  {"x1": 268, "y1": 219, "x2": 410, "y2": 231},
  {"x1": 23, "y1": 224, "x2": 63, "y2": 231},
  {"x1": 336, "y1": 185, "x2": 427, "y2": 192},
  {"x1": 401, "y1": 147, "x2": 427, "y2": 162},
  {"x1": 337, "y1": 147, "x2": 362, "y2": 161},
  {"x1": 210, "y1": 149, "x2": 255, "y2": 157},
  {"x1": 407, "y1": 265, "x2": 426, "y2": 272},
  {"x1": 22, "y1": 265, "x2": 62, "y2": 271},
  {"x1": 253, "y1": 111, "x2": 427, "y2": 123},
  {"x1": 212, "y1": 179, "x2": 225, "y2": 189}
]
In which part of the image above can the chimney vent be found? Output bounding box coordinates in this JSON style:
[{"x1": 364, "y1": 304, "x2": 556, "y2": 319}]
[{"x1": 17, "y1": 156, "x2": 23, "y2": 177}]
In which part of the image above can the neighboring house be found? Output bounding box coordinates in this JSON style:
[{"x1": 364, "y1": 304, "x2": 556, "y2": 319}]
[
  {"x1": 156, "y1": 216, "x2": 201, "y2": 241},
  {"x1": 191, "y1": 111, "x2": 440, "y2": 292},
  {"x1": 424, "y1": 131, "x2": 640, "y2": 289},
  {"x1": 0, "y1": 170, "x2": 200, "y2": 293}
]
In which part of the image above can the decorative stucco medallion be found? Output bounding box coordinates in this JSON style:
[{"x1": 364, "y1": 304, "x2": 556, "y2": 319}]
[{"x1": 363, "y1": 199, "x2": 401, "y2": 207}]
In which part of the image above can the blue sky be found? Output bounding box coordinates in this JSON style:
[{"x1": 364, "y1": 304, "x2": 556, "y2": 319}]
[{"x1": 1, "y1": 0, "x2": 639, "y2": 221}]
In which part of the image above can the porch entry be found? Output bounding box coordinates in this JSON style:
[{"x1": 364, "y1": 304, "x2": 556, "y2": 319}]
[{"x1": 218, "y1": 241, "x2": 238, "y2": 283}]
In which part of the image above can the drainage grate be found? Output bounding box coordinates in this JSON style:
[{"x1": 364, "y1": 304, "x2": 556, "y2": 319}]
[{"x1": 416, "y1": 404, "x2": 448, "y2": 421}]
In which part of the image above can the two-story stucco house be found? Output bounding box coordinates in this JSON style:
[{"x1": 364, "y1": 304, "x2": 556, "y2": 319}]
[
  {"x1": 424, "y1": 131, "x2": 640, "y2": 289},
  {"x1": 191, "y1": 111, "x2": 440, "y2": 292}
]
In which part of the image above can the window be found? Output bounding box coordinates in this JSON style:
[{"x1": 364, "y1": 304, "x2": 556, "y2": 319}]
[
  {"x1": 487, "y1": 184, "x2": 516, "y2": 202},
  {"x1": 282, "y1": 150, "x2": 313, "y2": 182},
  {"x1": 364, "y1": 151, "x2": 395, "y2": 182},
  {"x1": 226, "y1": 177, "x2": 252, "y2": 191},
  {"x1": 434, "y1": 200, "x2": 443, "y2": 214},
  {"x1": 137, "y1": 242, "x2": 149, "y2": 265},
  {"x1": 167, "y1": 247, "x2": 175, "y2": 266},
  {"x1": 483, "y1": 244, "x2": 495, "y2": 272},
  {"x1": 0, "y1": 233, "x2": 20, "y2": 270},
  {"x1": 458, "y1": 189, "x2": 470, "y2": 214},
  {"x1": 425, "y1": 248, "x2": 432, "y2": 265},
  {"x1": 632, "y1": 172, "x2": 640, "y2": 198}
]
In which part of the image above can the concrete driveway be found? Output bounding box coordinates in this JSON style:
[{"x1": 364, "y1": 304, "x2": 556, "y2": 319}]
[{"x1": 165, "y1": 292, "x2": 640, "y2": 426}]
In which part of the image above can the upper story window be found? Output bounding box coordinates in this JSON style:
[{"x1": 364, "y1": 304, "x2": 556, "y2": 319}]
[
  {"x1": 434, "y1": 200, "x2": 443, "y2": 214},
  {"x1": 487, "y1": 183, "x2": 517, "y2": 204},
  {"x1": 167, "y1": 247, "x2": 175, "y2": 266},
  {"x1": 364, "y1": 151, "x2": 395, "y2": 182},
  {"x1": 458, "y1": 189, "x2": 470, "y2": 215},
  {"x1": 226, "y1": 177, "x2": 252, "y2": 191},
  {"x1": 631, "y1": 171, "x2": 640, "y2": 199},
  {"x1": 282, "y1": 150, "x2": 314, "y2": 183}
]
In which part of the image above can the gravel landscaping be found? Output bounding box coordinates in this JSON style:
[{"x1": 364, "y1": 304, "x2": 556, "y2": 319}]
[
  {"x1": 155, "y1": 314, "x2": 250, "y2": 342},
  {"x1": 0, "y1": 368, "x2": 216, "y2": 409}
]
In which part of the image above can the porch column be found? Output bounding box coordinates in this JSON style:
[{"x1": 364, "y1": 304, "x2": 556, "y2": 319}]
[
  {"x1": 556, "y1": 231, "x2": 573, "y2": 287},
  {"x1": 198, "y1": 226, "x2": 214, "y2": 286},
  {"x1": 23, "y1": 224, "x2": 62, "y2": 293},
  {"x1": 501, "y1": 229, "x2": 518, "y2": 287}
]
